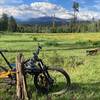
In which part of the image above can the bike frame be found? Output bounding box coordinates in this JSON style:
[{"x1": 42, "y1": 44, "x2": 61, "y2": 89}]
[
  {"x1": 0, "y1": 70, "x2": 15, "y2": 78},
  {"x1": 0, "y1": 50, "x2": 52, "y2": 85},
  {"x1": 0, "y1": 51, "x2": 15, "y2": 79},
  {"x1": 0, "y1": 51, "x2": 13, "y2": 70},
  {"x1": 0, "y1": 47, "x2": 71, "y2": 95}
]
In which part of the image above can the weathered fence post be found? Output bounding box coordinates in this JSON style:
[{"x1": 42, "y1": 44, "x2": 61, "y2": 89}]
[{"x1": 16, "y1": 53, "x2": 29, "y2": 100}]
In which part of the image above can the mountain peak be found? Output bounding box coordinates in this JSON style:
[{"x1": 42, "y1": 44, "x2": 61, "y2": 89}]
[{"x1": 17, "y1": 16, "x2": 67, "y2": 25}]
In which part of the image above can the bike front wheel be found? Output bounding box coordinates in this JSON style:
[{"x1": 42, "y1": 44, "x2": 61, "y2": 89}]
[{"x1": 34, "y1": 67, "x2": 71, "y2": 95}]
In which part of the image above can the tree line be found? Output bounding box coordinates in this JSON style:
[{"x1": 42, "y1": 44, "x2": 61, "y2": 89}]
[
  {"x1": 16, "y1": 19, "x2": 100, "y2": 33},
  {"x1": 0, "y1": 13, "x2": 100, "y2": 33},
  {"x1": 0, "y1": 13, "x2": 17, "y2": 32}
]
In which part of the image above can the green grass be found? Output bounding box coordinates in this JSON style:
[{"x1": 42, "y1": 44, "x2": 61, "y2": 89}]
[
  {"x1": 0, "y1": 33, "x2": 100, "y2": 50},
  {"x1": 0, "y1": 32, "x2": 100, "y2": 100}
]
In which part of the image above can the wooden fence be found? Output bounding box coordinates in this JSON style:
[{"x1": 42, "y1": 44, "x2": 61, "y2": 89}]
[{"x1": 0, "y1": 46, "x2": 100, "y2": 53}]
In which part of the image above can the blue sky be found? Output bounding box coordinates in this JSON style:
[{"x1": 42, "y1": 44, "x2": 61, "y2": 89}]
[
  {"x1": 0, "y1": 0, "x2": 100, "y2": 20},
  {"x1": 0, "y1": 0, "x2": 99, "y2": 11}
]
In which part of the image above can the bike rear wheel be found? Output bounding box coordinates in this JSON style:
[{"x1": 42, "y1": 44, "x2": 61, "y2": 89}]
[{"x1": 34, "y1": 67, "x2": 71, "y2": 95}]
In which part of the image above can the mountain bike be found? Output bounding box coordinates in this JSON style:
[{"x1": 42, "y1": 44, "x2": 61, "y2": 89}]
[{"x1": 0, "y1": 46, "x2": 71, "y2": 95}]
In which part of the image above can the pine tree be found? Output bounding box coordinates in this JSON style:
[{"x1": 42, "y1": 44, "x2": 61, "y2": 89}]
[
  {"x1": 8, "y1": 16, "x2": 17, "y2": 32},
  {"x1": 1, "y1": 13, "x2": 8, "y2": 31},
  {"x1": 72, "y1": 1, "x2": 79, "y2": 32}
]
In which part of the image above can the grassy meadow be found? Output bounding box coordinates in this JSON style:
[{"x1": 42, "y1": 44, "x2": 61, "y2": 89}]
[{"x1": 0, "y1": 32, "x2": 100, "y2": 100}]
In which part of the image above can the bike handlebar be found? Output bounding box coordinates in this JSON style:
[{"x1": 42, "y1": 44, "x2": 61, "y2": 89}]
[
  {"x1": 33, "y1": 46, "x2": 42, "y2": 60},
  {"x1": 36, "y1": 46, "x2": 42, "y2": 55}
]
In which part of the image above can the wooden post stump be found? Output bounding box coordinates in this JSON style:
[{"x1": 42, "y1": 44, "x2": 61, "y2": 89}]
[{"x1": 16, "y1": 53, "x2": 29, "y2": 100}]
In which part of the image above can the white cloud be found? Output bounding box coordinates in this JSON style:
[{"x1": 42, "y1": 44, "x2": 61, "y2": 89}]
[
  {"x1": 78, "y1": 8, "x2": 100, "y2": 20},
  {"x1": 0, "y1": 2, "x2": 100, "y2": 21},
  {"x1": 30, "y1": 2, "x2": 71, "y2": 18},
  {"x1": 0, "y1": 2, "x2": 72, "y2": 20}
]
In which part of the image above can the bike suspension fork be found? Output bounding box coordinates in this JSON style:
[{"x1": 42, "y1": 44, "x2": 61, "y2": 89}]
[{"x1": 38, "y1": 62, "x2": 53, "y2": 84}]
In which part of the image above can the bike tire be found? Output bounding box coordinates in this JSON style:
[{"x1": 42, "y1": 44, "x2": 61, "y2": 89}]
[{"x1": 34, "y1": 67, "x2": 71, "y2": 95}]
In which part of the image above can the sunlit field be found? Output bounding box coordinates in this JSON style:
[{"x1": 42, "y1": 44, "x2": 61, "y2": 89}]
[{"x1": 0, "y1": 32, "x2": 100, "y2": 100}]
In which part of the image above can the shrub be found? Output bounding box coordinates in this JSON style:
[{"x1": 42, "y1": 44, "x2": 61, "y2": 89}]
[
  {"x1": 93, "y1": 41, "x2": 100, "y2": 46},
  {"x1": 45, "y1": 41, "x2": 59, "y2": 46},
  {"x1": 75, "y1": 40, "x2": 94, "y2": 47},
  {"x1": 65, "y1": 56, "x2": 84, "y2": 68},
  {"x1": 33, "y1": 37, "x2": 38, "y2": 41},
  {"x1": 47, "y1": 51, "x2": 64, "y2": 67}
]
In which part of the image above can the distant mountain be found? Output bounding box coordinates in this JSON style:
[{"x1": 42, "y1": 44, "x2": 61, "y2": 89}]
[{"x1": 16, "y1": 16, "x2": 68, "y2": 25}]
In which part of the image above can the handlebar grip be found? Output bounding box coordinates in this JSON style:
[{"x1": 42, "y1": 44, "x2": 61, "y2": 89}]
[{"x1": 38, "y1": 46, "x2": 42, "y2": 50}]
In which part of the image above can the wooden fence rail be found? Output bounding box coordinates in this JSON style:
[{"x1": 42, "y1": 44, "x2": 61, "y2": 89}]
[{"x1": 0, "y1": 47, "x2": 100, "y2": 53}]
